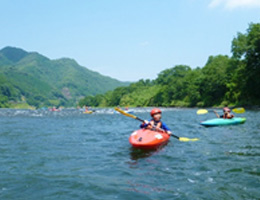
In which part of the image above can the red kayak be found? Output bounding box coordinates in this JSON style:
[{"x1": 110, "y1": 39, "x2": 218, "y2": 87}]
[{"x1": 129, "y1": 129, "x2": 170, "y2": 149}]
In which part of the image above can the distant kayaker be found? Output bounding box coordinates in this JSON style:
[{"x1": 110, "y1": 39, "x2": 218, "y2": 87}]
[
  {"x1": 140, "y1": 108, "x2": 172, "y2": 135},
  {"x1": 50, "y1": 106, "x2": 59, "y2": 112},
  {"x1": 214, "y1": 107, "x2": 234, "y2": 119}
]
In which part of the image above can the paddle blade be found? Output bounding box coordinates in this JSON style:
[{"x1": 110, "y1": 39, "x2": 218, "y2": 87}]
[
  {"x1": 197, "y1": 109, "x2": 208, "y2": 115},
  {"x1": 179, "y1": 137, "x2": 199, "y2": 142},
  {"x1": 115, "y1": 107, "x2": 137, "y2": 119},
  {"x1": 232, "y1": 107, "x2": 245, "y2": 114}
]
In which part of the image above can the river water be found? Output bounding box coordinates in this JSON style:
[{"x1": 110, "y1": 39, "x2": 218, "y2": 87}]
[{"x1": 0, "y1": 108, "x2": 259, "y2": 200}]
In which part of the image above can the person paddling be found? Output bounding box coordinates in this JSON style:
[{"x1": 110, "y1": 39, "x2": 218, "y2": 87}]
[
  {"x1": 140, "y1": 108, "x2": 172, "y2": 135},
  {"x1": 85, "y1": 105, "x2": 89, "y2": 112},
  {"x1": 214, "y1": 107, "x2": 234, "y2": 119}
]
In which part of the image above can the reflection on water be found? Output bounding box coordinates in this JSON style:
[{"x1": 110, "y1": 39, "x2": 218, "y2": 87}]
[
  {"x1": 129, "y1": 148, "x2": 157, "y2": 160},
  {"x1": 129, "y1": 142, "x2": 170, "y2": 161}
]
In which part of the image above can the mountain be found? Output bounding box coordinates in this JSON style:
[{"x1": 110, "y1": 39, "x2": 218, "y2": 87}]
[{"x1": 0, "y1": 46, "x2": 129, "y2": 108}]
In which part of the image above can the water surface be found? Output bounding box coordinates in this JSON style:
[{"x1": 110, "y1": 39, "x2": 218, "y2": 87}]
[{"x1": 0, "y1": 108, "x2": 259, "y2": 199}]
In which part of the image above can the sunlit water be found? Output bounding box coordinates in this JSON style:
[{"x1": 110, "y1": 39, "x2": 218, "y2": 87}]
[{"x1": 0, "y1": 108, "x2": 259, "y2": 200}]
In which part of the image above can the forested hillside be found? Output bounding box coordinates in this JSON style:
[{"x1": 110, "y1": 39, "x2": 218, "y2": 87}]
[
  {"x1": 79, "y1": 23, "x2": 260, "y2": 108},
  {"x1": 0, "y1": 47, "x2": 129, "y2": 108}
]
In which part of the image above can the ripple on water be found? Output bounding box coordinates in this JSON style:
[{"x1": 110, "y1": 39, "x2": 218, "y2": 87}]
[{"x1": 0, "y1": 108, "x2": 259, "y2": 200}]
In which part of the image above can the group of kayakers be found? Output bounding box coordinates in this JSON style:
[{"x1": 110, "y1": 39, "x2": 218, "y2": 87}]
[{"x1": 141, "y1": 107, "x2": 235, "y2": 136}]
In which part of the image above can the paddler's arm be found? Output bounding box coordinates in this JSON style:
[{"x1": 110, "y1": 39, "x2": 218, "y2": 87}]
[
  {"x1": 229, "y1": 113, "x2": 234, "y2": 119},
  {"x1": 140, "y1": 120, "x2": 151, "y2": 129},
  {"x1": 214, "y1": 110, "x2": 220, "y2": 118},
  {"x1": 161, "y1": 122, "x2": 172, "y2": 135}
]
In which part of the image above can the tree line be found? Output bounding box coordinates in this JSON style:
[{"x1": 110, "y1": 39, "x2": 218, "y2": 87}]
[{"x1": 79, "y1": 23, "x2": 260, "y2": 108}]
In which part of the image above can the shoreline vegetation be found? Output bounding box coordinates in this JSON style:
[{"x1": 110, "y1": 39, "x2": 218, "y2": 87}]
[
  {"x1": 1, "y1": 23, "x2": 260, "y2": 109},
  {"x1": 1, "y1": 105, "x2": 259, "y2": 111},
  {"x1": 79, "y1": 23, "x2": 260, "y2": 109}
]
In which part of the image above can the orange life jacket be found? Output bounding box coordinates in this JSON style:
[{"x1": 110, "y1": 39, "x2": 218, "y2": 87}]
[
  {"x1": 223, "y1": 113, "x2": 234, "y2": 119},
  {"x1": 149, "y1": 120, "x2": 162, "y2": 129}
]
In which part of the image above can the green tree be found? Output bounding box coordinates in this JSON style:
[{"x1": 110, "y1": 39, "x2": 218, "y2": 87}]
[
  {"x1": 0, "y1": 95, "x2": 9, "y2": 108},
  {"x1": 200, "y1": 55, "x2": 231, "y2": 106},
  {"x1": 231, "y1": 23, "x2": 260, "y2": 104}
]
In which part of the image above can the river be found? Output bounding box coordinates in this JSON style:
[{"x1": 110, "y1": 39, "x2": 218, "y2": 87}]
[{"x1": 0, "y1": 108, "x2": 259, "y2": 200}]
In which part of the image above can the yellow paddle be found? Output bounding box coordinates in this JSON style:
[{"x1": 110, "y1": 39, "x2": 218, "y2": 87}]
[
  {"x1": 196, "y1": 109, "x2": 208, "y2": 115},
  {"x1": 197, "y1": 107, "x2": 245, "y2": 115},
  {"x1": 232, "y1": 107, "x2": 245, "y2": 114},
  {"x1": 115, "y1": 107, "x2": 199, "y2": 142}
]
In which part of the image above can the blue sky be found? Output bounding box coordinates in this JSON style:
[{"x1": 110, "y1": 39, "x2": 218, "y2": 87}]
[{"x1": 0, "y1": 0, "x2": 259, "y2": 81}]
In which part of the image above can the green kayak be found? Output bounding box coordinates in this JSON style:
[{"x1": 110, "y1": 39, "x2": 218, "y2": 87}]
[{"x1": 200, "y1": 117, "x2": 246, "y2": 127}]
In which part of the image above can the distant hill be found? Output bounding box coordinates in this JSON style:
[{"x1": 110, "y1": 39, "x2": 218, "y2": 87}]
[{"x1": 0, "y1": 46, "x2": 129, "y2": 108}]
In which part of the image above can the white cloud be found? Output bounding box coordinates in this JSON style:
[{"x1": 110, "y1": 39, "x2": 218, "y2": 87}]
[
  {"x1": 209, "y1": 0, "x2": 260, "y2": 9},
  {"x1": 209, "y1": 0, "x2": 223, "y2": 8}
]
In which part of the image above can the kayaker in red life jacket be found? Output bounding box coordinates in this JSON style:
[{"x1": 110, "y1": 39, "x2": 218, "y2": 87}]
[
  {"x1": 140, "y1": 108, "x2": 172, "y2": 135},
  {"x1": 214, "y1": 107, "x2": 234, "y2": 119}
]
